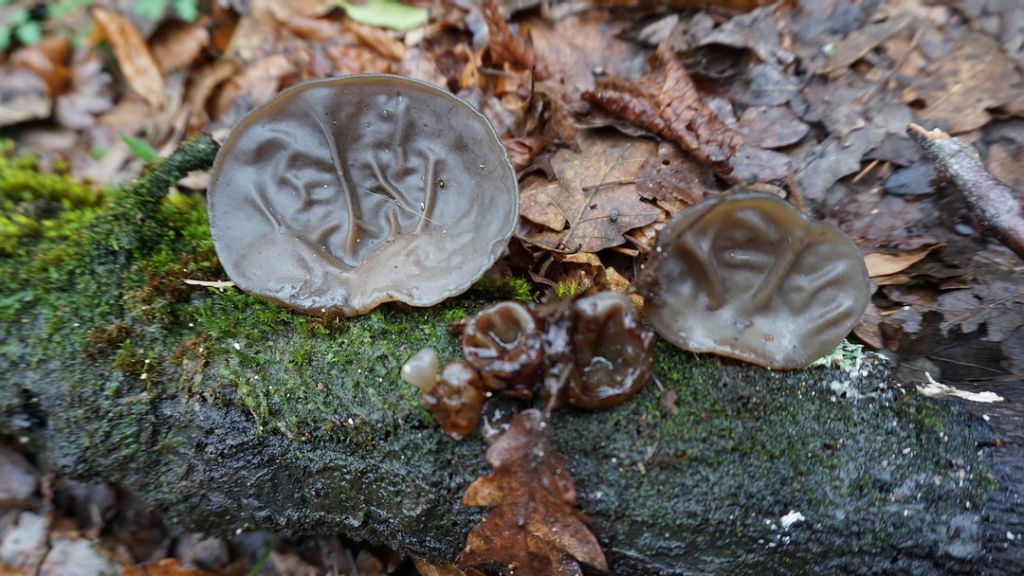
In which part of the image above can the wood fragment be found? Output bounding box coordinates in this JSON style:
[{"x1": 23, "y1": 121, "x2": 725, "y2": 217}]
[{"x1": 907, "y1": 123, "x2": 1024, "y2": 261}]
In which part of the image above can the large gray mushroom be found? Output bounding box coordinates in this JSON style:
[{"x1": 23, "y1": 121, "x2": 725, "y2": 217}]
[
  {"x1": 207, "y1": 74, "x2": 518, "y2": 316},
  {"x1": 638, "y1": 192, "x2": 869, "y2": 369}
]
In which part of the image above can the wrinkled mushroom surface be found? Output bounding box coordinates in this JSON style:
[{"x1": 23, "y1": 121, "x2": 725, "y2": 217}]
[
  {"x1": 208, "y1": 74, "x2": 518, "y2": 316},
  {"x1": 462, "y1": 301, "x2": 543, "y2": 394},
  {"x1": 401, "y1": 349, "x2": 486, "y2": 440},
  {"x1": 639, "y1": 192, "x2": 869, "y2": 369},
  {"x1": 566, "y1": 292, "x2": 655, "y2": 409}
]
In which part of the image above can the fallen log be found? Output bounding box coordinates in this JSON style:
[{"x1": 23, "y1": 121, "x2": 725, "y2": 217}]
[{"x1": 1, "y1": 137, "x2": 1021, "y2": 574}]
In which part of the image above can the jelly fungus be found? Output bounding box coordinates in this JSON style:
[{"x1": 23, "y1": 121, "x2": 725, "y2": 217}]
[{"x1": 207, "y1": 74, "x2": 518, "y2": 316}]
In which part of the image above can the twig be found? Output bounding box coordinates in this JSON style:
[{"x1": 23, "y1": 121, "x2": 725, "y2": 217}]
[{"x1": 907, "y1": 123, "x2": 1024, "y2": 261}]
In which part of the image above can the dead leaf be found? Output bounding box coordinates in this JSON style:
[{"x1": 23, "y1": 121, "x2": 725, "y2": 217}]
[
  {"x1": 504, "y1": 136, "x2": 548, "y2": 173},
  {"x1": 519, "y1": 130, "x2": 664, "y2": 253},
  {"x1": 730, "y1": 145, "x2": 790, "y2": 182},
  {"x1": 213, "y1": 54, "x2": 295, "y2": 125},
  {"x1": 344, "y1": 19, "x2": 407, "y2": 62},
  {"x1": 150, "y1": 20, "x2": 211, "y2": 73},
  {"x1": 413, "y1": 556, "x2": 478, "y2": 576},
  {"x1": 732, "y1": 62, "x2": 801, "y2": 107},
  {"x1": 822, "y1": 14, "x2": 912, "y2": 73},
  {"x1": 122, "y1": 559, "x2": 215, "y2": 576},
  {"x1": 482, "y1": 0, "x2": 543, "y2": 75},
  {"x1": 864, "y1": 244, "x2": 940, "y2": 277},
  {"x1": 0, "y1": 66, "x2": 51, "y2": 127},
  {"x1": 92, "y1": 7, "x2": 166, "y2": 109},
  {"x1": 636, "y1": 141, "x2": 715, "y2": 212},
  {"x1": 737, "y1": 105, "x2": 809, "y2": 149},
  {"x1": 696, "y1": 4, "x2": 794, "y2": 67},
  {"x1": 324, "y1": 43, "x2": 396, "y2": 76},
  {"x1": 259, "y1": 0, "x2": 336, "y2": 21},
  {"x1": 10, "y1": 36, "x2": 71, "y2": 96},
  {"x1": 795, "y1": 94, "x2": 911, "y2": 203},
  {"x1": 591, "y1": 0, "x2": 777, "y2": 8},
  {"x1": 460, "y1": 409, "x2": 607, "y2": 575},
  {"x1": 584, "y1": 43, "x2": 742, "y2": 175},
  {"x1": 903, "y1": 33, "x2": 1022, "y2": 134},
  {"x1": 987, "y1": 141, "x2": 1024, "y2": 193},
  {"x1": 55, "y1": 52, "x2": 115, "y2": 130},
  {"x1": 528, "y1": 10, "x2": 646, "y2": 97}
]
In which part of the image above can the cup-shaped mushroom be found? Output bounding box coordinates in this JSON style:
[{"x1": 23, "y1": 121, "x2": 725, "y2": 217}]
[
  {"x1": 566, "y1": 292, "x2": 655, "y2": 409},
  {"x1": 423, "y1": 361, "x2": 486, "y2": 440},
  {"x1": 638, "y1": 192, "x2": 869, "y2": 369},
  {"x1": 207, "y1": 74, "x2": 519, "y2": 316},
  {"x1": 462, "y1": 302, "x2": 543, "y2": 394}
]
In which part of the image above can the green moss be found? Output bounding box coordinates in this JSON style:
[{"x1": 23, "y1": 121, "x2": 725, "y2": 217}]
[
  {"x1": 468, "y1": 276, "x2": 533, "y2": 301},
  {"x1": 554, "y1": 278, "x2": 586, "y2": 299}
]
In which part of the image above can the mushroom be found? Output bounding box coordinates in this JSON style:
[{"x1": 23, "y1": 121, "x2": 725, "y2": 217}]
[
  {"x1": 461, "y1": 301, "x2": 543, "y2": 396},
  {"x1": 638, "y1": 191, "x2": 869, "y2": 369},
  {"x1": 563, "y1": 292, "x2": 655, "y2": 409},
  {"x1": 207, "y1": 74, "x2": 518, "y2": 316},
  {"x1": 401, "y1": 348, "x2": 485, "y2": 439}
]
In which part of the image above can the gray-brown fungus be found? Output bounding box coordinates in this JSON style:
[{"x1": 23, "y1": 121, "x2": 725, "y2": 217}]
[
  {"x1": 208, "y1": 74, "x2": 518, "y2": 316},
  {"x1": 638, "y1": 192, "x2": 869, "y2": 369}
]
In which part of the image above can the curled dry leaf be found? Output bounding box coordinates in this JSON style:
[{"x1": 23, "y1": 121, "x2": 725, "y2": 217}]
[
  {"x1": 91, "y1": 7, "x2": 166, "y2": 109},
  {"x1": 584, "y1": 43, "x2": 742, "y2": 175},
  {"x1": 460, "y1": 409, "x2": 607, "y2": 575},
  {"x1": 482, "y1": 0, "x2": 545, "y2": 76},
  {"x1": 863, "y1": 244, "x2": 940, "y2": 278}
]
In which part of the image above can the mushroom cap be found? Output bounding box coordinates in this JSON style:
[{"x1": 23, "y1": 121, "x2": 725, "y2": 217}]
[
  {"x1": 208, "y1": 74, "x2": 519, "y2": 316},
  {"x1": 567, "y1": 292, "x2": 655, "y2": 409},
  {"x1": 638, "y1": 192, "x2": 869, "y2": 369}
]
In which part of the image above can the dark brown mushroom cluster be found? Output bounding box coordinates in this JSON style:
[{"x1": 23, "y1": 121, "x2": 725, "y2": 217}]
[{"x1": 401, "y1": 292, "x2": 655, "y2": 439}]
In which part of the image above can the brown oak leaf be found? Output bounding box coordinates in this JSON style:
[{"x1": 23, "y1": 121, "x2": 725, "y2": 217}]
[
  {"x1": 460, "y1": 409, "x2": 607, "y2": 575},
  {"x1": 583, "y1": 43, "x2": 741, "y2": 175},
  {"x1": 518, "y1": 130, "x2": 664, "y2": 253}
]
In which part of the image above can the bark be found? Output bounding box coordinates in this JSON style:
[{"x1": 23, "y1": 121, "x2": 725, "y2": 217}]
[{"x1": 1, "y1": 137, "x2": 1022, "y2": 574}]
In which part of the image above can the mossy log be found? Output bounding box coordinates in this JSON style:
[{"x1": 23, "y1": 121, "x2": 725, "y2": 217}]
[{"x1": 1, "y1": 138, "x2": 1022, "y2": 574}]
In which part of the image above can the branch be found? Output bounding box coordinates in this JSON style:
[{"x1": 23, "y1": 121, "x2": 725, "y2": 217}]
[{"x1": 907, "y1": 123, "x2": 1024, "y2": 260}]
